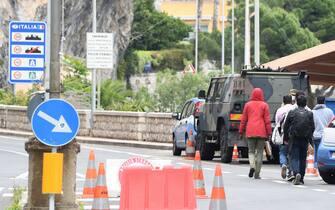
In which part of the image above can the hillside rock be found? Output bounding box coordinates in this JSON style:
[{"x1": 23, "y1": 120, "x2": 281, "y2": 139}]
[{"x1": 0, "y1": 0, "x2": 133, "y2": 89}]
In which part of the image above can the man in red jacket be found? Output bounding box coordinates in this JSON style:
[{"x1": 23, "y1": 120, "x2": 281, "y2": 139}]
[{"x1": 239, "y1": 88, "x2": 272, "y2": 179}]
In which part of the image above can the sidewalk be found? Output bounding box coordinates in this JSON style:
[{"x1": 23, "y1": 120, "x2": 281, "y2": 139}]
[{"x1": 0, "y1": 128, "x2": 172, "y2": 150}]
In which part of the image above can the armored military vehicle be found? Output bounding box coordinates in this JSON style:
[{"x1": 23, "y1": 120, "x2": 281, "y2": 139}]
[{"x1": 196, "y1": 69, "x2": 310, "y2": 162}]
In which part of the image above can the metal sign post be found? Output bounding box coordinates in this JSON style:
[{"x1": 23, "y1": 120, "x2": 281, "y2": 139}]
[
  {"x1": 49, "y1": 147, "x2": 57, "y2": 210},
  {"x1": 86, "y1": 32, "x2": 114, "y2": 131},
  {"x1": 31, "y1": 99, "x2": 79, "y2": 209}
]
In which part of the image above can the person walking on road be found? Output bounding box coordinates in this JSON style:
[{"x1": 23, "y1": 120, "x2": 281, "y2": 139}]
[
  {"x1": 275, "y1": 95, "x2": 294, "y2": 180},
  {"x1": 284, "y1": 95, "x2": 315, "y2": 185},
  {"x1": 239, "y1": 88, "x2": 272, "y2": 179},
  {"x1": 312, "y1": 96, "x2": 334, "y2": 167}
]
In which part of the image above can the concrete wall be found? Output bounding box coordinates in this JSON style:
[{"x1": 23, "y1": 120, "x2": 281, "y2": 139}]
[{"x1": 0, "y1": 105, "x2": 175, "y2": 143}]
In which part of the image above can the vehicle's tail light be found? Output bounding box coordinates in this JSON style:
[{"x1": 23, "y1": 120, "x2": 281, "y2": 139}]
[
  {"x1": 230, "y1": 113, "x2": 242, "y2": 121},
  {"x1": 194, "y1": 101, "x2": 204, "y2": 116}
]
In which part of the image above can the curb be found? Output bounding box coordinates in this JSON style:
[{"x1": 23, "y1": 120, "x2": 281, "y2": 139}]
[{"x1": 0, "y1": 129, "x2": 173, "y2": 150}]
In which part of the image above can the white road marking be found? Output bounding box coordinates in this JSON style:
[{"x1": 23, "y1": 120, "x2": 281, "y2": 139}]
[
  {"x1": 273, "y1": 180, "x2": 287, "y2": 184},
  {"x1": 331, "y1": 192, "x2": 335, "y2": 195},
  {"x1": 0, "y1": 187, "x2": 4, "y2": 193},
  {"x1": 83, "y1": 205, "x2": 119, "y2": 210},
  {"x1": 203, "y1": 167, "x2": 214, "y2": 171},
  {"x1": 76, "y1": 173, "x2": 85, "y2": 178},
  {"x1": 0, "y1": 148, "x2": 28, "y2": 157},
  {"x1": 312, "y1": 189, "x2": 327, "y2": 192},
  {"x1": 13, "y1": 171, "x2": 28, "y2": 180},
  {"x1": 223, "y1": 171, "x2": 232, "y2": 174},
  {"x1": 175, "y1": 162, "x2": 191, "y2": 166},
  {"x1": 3, "y1": 193, "x2": 13, "y2": 197},
  {"x1": 238, "y1": 174, "x2": 248, "y2": 177},
  {"x1": 77, "y1": 197, "x2": 120, "y2": 202},
  {"x1": 292, "y1": 185, "x2": 307, "y2": 189},
  {"x1": 81, "y1": 145, "x2": 151, "y2": 158},
  {"x1": 0, "y1": 135, "x2": 26, "y2": 141}
]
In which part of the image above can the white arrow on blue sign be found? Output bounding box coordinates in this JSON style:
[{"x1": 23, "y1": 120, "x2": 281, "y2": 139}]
[{"x1": 32, "y1": 99, "x2": 80, "y2": 147}]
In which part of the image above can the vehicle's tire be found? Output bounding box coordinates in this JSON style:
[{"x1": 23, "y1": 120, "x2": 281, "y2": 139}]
[
  {"x1": 319, "y1": 170, "x2": 335, "y2": 184},
  {"x1": 172, "y1": 136, "x2": 182, "y2": 156},
  {"x1": 220, "y1": 125, "x2": 232, "y2": 163},
  {"x1": 196, "y1": 132, "x2": 214, "y2": 160}
]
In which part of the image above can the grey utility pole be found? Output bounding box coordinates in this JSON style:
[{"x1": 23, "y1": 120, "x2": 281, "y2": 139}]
[
  {"x1": 231, "y1": 0, "x2": 235, "y2": 74},
  {"x1": 221, "y1": 0, "x2": 225, "y2": 73},
  {"x1": 25, "y1": 0, "x2": 80, "y2": 209},
  {"x1": 254, "y1": 0, "x2": 260, "y2": 65},
  {"x1": 195, "y1": 0, "x2": 199, "y2": 72},
  {"x1": 91, "y1": 0, "x2": 97, "y2": 131},
  {"x1": 49, "y1": 0, "x2": 61, "y2": 99},
  {"x1": 244, "y1": 0, "x2": 250, "y2": 68}
]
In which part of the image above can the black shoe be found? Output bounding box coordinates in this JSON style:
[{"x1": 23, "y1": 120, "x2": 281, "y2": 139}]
[
  {"x1": 287, "y1": 174, "x2": 295, "y2": 182},
  {"x1": 249, "y1": 168, "x2": 255, "y2": 178},
  {"x1": 301, "y1": 179, "x2": 304, "y2": 185},
  {"x1": 293, "y1": 173, "x2": 301, "y2": 185},
  {"x1": 281, "y1": 165, "x2": 287, "y2": 179}
]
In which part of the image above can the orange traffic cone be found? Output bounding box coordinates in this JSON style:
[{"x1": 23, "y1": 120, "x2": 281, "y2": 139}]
[
  {"x1": 306, "y1": 154, "x2": 318, "y2": 176},
  {"x1": 82, "y1": 150, "x2": 97, "y2": 198},
  {"x1": 209, "y1": 165, "x2": 227, "y2": 210},
  {"x1": 193, "y1": 151, "x2": 207, "y2": 198},
  {"x1": 185, "y1": 139, "x2": 195, "y2": 159},
  {"x1": 92, "y1": 163, "x2": 110, "y2": 210},
  {"x1": 232, "y1": 144, "x2": 239, "y2": 164}
]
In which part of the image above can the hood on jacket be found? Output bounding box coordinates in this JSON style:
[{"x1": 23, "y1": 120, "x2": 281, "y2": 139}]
[{"x1": 250, "y1": 88, "x2": 264, "y2": 101}]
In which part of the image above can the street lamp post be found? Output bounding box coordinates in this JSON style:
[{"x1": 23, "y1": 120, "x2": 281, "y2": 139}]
[
  {"x1": 231, "y1": 0, "x2": 235, "y2": 74},
  {"x1": 254, "y1": 0, "x2": 260, "y2": 65},
  {"x1": 221, "y1": 0, "x2": 225, "y2": 73}
]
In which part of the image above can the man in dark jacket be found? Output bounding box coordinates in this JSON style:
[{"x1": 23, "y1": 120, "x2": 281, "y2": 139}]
[
  {"x1": 239, "y1": 88, "x2": 272, "y2": 179},
  {"x1": 284, "y1": 95, "x2": 315, "y2": 185}
]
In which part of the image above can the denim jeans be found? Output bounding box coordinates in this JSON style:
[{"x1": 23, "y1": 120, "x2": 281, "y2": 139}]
[
  {"x1": 314, "y1": 138, "x2": 321, "y2": 167},
  {"x1": 279, "y1": 144, "x2": 289, "y2": 167},
  {"x1": 290, "y1": 142, "x2": 308, "y2": 179}
]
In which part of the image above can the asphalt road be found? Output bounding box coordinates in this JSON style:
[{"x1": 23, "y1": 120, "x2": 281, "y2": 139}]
[{"x1": 0, "y1": 135, "x2": 334, "y2": 210}]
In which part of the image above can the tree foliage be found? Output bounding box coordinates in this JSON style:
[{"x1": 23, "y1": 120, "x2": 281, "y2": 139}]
[
  {"x1": 268, "y1": 0, "x2": 335, "y2": 42},
  {"x1": 130, "y1": 0, "x2": 192, "y2": 51},
  {"x1": 155, "y1": 70, "x2": 210, "y2": 112}
]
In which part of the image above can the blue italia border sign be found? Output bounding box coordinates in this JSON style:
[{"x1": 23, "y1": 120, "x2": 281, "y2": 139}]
[{"x1": 9, "y1": 21, "x2": 46, "y2": 84}]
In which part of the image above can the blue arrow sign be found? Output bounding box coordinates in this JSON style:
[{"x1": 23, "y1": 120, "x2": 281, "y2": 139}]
[
  {"x1": 9, "y1": 21, "x2": 46, "y2": 84},
  {"x1": 32, "y1": 99, "x2": 80, "y2": 147}
]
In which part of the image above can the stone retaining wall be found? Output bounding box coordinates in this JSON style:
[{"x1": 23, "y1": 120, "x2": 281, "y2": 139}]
[{"x1": 0, "y1": 105, "x2": 175, "y2": 143}]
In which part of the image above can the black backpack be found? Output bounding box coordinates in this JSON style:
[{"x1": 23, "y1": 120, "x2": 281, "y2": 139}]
[{"x1": 290, "y1": 109, "x2": 311, "y2": 138}]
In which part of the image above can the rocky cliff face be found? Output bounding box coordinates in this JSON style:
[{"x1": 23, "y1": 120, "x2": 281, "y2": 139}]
[{"x1": 0, "y1": 0, "x2": 133, "y2": 89}]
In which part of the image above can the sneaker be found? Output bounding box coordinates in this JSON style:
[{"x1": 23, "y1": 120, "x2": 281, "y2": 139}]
[
  {"x1": 254, "y1": 175, "x2": 261, "y2": 179},
  {"x1": 281, "y1": 165, "x2": 287, "y2": 179},
  {"x1": 249, "y1": 168, "x2": 255, "y2": 178},
  {"x1": 293, "y1": 173, "x2": 301, "y2": 185},
  {"x1": 287, "y1": 174, "x2": 295, "y2": 182}
]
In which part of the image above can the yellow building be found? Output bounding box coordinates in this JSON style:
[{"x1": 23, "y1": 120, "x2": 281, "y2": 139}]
[{"x1": 158, "y1": 0, "x2": 232, "y2": 32}]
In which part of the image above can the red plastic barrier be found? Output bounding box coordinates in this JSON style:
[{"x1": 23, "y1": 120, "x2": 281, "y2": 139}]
[{"x1": 119, "y1": 166, "x2": 196, "y2": 210}]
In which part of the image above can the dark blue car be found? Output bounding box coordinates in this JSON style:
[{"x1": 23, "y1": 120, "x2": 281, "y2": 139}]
[{"x1": 317, "y1": 118, "x2": 335, "y2": 184}]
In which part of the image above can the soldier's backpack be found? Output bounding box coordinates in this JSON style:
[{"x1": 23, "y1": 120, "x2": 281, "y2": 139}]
[{"x1": 290, "y1": 109, "x2": 311, "y2": 138}]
